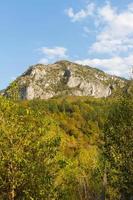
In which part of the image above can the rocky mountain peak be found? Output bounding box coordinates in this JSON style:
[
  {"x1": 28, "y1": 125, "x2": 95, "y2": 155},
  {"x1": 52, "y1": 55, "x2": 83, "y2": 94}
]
[{"x1": 3, "y1": 60, "x2": 127, "y2": 100}]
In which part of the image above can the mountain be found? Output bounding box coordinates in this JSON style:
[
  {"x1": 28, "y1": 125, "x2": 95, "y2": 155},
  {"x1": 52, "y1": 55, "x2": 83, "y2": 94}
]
[{"x1": 3, "y1": 60, "x2": 127, "y2": 100}]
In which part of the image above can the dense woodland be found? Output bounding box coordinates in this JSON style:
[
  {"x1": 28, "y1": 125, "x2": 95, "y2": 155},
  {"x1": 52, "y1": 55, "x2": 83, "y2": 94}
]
[{"x1": 0, "y1": 93, "x2": 133, "y2": 199}]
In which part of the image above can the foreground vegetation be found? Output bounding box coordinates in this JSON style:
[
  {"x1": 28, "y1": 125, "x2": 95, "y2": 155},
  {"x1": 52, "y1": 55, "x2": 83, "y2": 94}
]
[{"x1": 0, "y1": 95, "x2": 132, "y2": 199}]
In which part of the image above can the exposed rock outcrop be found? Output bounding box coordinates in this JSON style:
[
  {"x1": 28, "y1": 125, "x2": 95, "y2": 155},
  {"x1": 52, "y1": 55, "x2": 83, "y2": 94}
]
[{"x1": 3, "y1": 60, "x2": 127, "y2": 100}]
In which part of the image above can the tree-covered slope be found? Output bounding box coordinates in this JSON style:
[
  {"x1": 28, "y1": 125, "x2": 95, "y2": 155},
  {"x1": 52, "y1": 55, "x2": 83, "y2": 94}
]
[
  {"x1": 0, "y1": 95, "x2": 110, "y2": 200},
  {"x1": 0, "y1": 86, "x2": 132, "y2": 199}
]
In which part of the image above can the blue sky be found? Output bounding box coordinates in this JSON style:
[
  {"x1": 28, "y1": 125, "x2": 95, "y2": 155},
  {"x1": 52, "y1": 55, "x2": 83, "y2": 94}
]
[{"x1": 1, "y1": 0, "x2": 133, "y2": 89}]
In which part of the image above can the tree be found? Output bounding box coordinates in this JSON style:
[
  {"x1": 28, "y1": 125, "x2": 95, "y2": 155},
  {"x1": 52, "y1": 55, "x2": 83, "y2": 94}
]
[
  {"x1": 0, "y1": 97, "x2": 61, "y2": 200},
  {"x1": 0, "y1": 96, "x2": 109, "y2": 200},
  {"x1": 104, "y1": 98, "x2": 133, "y2": 200}
]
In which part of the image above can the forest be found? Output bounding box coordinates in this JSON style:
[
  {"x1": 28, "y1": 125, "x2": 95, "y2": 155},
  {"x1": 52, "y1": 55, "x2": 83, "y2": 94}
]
[{"x1": 0, "y1": 94, "x2": 133, "y2": 200}]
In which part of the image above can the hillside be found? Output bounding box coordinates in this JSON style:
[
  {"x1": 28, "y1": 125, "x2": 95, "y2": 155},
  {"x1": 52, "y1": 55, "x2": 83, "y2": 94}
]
[
  {"x1": 0, "y1": 94, "x2": 132, "y2": 199},
  {"x1": 0, "y1": 61, "x2": 132, "y2": 200},
  {"x1": 3, "y1": 60, "x2": 127, "y2": 100},
  {"x1": 0, "y1": 95, "x2": 110, "y2": 199}
]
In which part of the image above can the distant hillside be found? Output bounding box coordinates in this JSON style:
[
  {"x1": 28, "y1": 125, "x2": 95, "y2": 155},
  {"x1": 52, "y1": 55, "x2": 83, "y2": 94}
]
[{"x1": 3, "y1": 60, "x2": 127, "y2": 100}]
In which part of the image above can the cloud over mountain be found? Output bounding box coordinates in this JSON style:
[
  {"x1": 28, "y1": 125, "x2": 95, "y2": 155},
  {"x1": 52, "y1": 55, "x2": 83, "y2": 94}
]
[
  {"x1": 39, "y1": 47, "x2": 68, "y2": 64},
  {"x1": 66, "y1": 1, "x2": 133, "y2": 77}
]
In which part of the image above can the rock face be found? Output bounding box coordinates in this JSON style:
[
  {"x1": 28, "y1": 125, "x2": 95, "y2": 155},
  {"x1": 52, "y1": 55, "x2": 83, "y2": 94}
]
[{"x1": 3, "y1": 60, "x2": 127, "y2": 100}]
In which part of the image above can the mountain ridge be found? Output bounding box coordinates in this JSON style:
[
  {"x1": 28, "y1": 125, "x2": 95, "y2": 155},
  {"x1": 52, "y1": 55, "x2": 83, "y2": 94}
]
[{"x1": 2, "y1": 60, "x2": 127, "y2": 100}]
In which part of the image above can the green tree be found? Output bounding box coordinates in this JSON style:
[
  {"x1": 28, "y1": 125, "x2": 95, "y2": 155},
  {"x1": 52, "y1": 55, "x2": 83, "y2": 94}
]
[
  {"x1": 0, "y1": 97, "x2": 61, "y2": 200},
  {"x1": 104, "y1": 98, "x2": 133, "y2": 200}
]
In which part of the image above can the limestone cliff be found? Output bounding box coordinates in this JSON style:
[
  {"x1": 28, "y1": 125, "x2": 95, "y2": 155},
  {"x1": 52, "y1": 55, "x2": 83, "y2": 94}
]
[{"x1": 3, "y1": 60, "x2": 127, "y2": 100}]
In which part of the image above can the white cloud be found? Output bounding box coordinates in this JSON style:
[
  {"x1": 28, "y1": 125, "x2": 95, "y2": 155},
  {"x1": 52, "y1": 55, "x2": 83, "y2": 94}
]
[
  {"x1": 66, "y1": 1, "x2": 133, "y2": 77},
  {"x1": 40, "y1": 47, "x2": 67, "y2": 59},
  {"x1": 66, "y1": 2, "x2": 133, "y2": 55},
  {"x1": 38, "y1": 46, "x2": 68, "y2": 64},
  {"x1": 65, "y1": 3, "x2": 95, "y2": 22},
  {"x1": 90, "y1": 2, "x2": 133, "y2": 55},
  {"x1": 98, "y1": 2, "x2": 116, "y2": 22},
  {"x1": 75, "y1": 54, "x2": 133, "y2": 77},
  {"x1": 38, "y1": 58, "x2": 49, "y2": 64}
]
